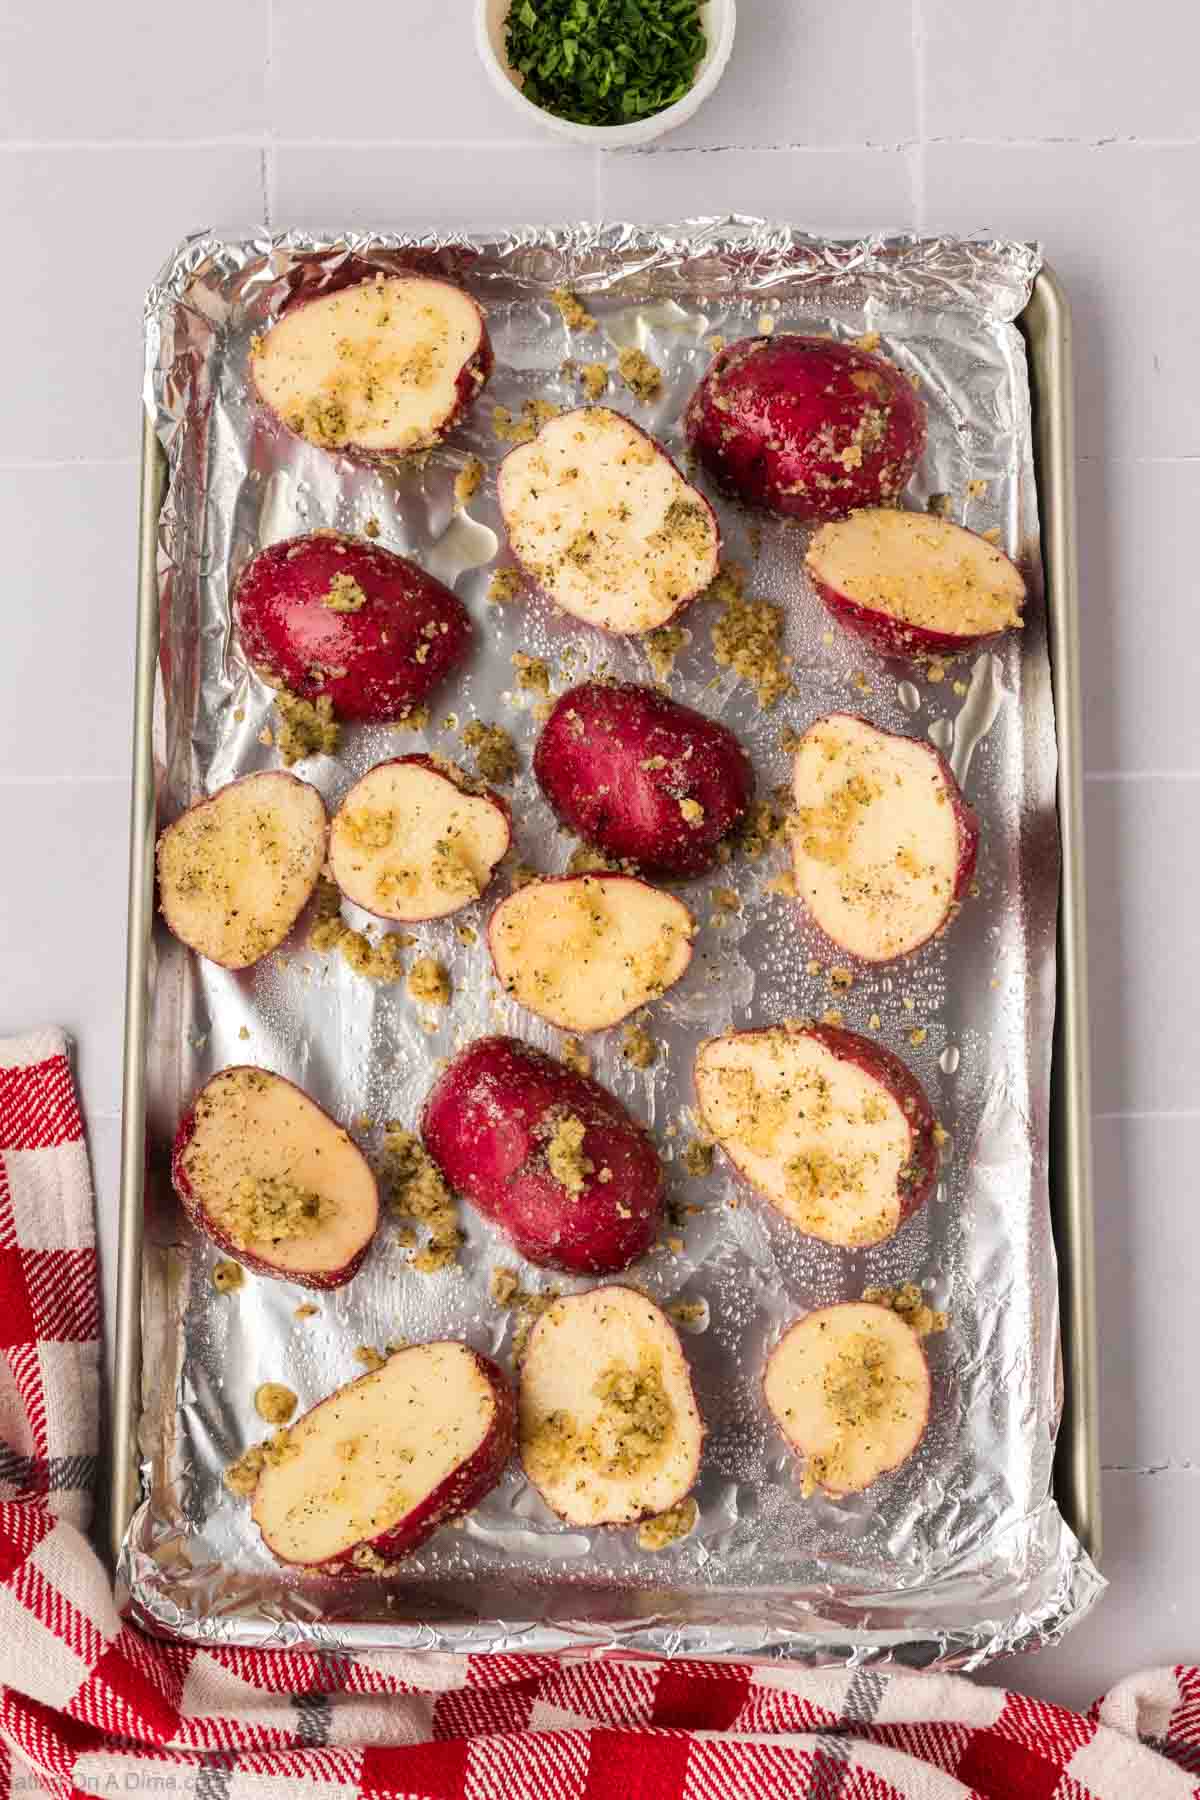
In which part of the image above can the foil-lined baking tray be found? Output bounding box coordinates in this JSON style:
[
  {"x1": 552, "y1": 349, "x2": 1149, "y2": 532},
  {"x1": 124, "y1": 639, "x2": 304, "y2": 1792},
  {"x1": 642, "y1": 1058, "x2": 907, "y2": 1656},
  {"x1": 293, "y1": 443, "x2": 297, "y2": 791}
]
[{"x1": 113, "y1": 221, "x2": 1102, "y2": 1666}]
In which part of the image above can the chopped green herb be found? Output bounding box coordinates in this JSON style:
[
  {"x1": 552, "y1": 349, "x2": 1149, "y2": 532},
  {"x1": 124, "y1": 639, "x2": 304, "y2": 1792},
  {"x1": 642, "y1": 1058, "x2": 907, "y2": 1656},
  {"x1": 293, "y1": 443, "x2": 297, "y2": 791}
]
[{"x1": 505, "y1": 0, "x2": 707, "y2": 129}]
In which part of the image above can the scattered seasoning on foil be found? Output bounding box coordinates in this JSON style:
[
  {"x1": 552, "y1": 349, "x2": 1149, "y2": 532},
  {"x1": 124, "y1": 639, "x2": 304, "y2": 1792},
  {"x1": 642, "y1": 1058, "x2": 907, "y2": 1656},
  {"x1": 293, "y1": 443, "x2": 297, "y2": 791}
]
[{"x1": 505, "y1": 0, "x2": 707, "y2": 129}]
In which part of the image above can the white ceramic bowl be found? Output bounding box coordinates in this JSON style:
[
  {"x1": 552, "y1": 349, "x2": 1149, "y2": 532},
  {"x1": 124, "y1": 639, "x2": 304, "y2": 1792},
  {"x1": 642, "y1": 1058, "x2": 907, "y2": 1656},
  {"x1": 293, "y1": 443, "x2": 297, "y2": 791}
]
[{"x1": 475, "y1": 0, "x2": 736, "y2": 149}]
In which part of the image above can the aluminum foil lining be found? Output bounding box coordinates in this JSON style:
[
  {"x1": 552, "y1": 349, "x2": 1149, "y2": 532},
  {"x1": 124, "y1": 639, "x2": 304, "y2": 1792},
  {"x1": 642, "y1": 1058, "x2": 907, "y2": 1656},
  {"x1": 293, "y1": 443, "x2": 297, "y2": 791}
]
[{"x1": 119, "y1": 219, "x2": 1103, "y2": 1666}]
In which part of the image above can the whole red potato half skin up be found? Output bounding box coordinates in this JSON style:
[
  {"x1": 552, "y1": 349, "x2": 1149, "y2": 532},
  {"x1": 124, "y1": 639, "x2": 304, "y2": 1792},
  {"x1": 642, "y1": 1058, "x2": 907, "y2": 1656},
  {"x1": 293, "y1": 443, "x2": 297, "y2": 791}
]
[
  {"x1": 421, "y1": 1035, "x2": 664, "y2": 1276},
  {"x1": 684, "y1": 334, "x2": 927, "y2": 523},
  {"x1": 234, "y1": 532, "x2": 472, "y2": 724},
  {"x1": 251, "y1": 271, "x2": 493, "y2": 459},
  {"x1": 533, "y1": 680, "x2": 754, "y2": 879}
]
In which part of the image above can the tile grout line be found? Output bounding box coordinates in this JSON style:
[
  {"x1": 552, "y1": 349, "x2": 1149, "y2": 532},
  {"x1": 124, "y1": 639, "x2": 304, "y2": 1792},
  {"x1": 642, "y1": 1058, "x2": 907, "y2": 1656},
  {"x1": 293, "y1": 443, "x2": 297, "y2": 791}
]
[
  {"x1": 1, "y1": 135, "x2": 1198, "y2": 155},
  {"x1": 262, "y1": 0, "x2": 275, "y2": 227},
  {"x1": 909, "y1": 0, "x2": 928, "y2": 233},
  {"x1": 0, "y1": 458, "x2": 139, "y2": 472},
  {"x1": 1084, "y1": 770, "x2": 1200, "y2": 781},
  {"x1": 1094, "y1": 1109, "x2": 1200, "y2": 1122}
]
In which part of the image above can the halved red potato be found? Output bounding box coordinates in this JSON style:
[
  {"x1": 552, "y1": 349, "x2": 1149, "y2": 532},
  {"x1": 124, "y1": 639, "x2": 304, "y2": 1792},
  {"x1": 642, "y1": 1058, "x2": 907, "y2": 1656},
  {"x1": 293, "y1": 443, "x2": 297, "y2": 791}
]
[
  {"x1": 807, "y1": 508, "x2": 1026, "y2": 659},
  {"x1": 764, "y1": 1302, "x2": 931, "y2": 1496},
  {"x1": 421, "y1": 1036, "x2": 663, "y2": 1275},
  {"x1": 693, "y1": 1022, "x2": 938, "y2": 1248},
  {"x1": 234, "y1": 532, "x2": 472, "y2": 724},
  {"x1": 248, "y1": 1342, "x2": 514, "y2": 1569},
  {"x1": 519, "y1": 1286, "x2": 703, "y2": 1527},
  {"x1": 488, "y1": 874, "x2": 695, "y2": 1032},
  {"x1": 684, "y1": 334, "x2": 926, "y2": 522},
  {"x1": 156, "y1": 771, "x2": 326, "y2": 969},
  {"x1": 791, "y1": 713, "x2": 979, "y2": 962},
  {"x1": 252, "y1": 272, "x2": 492, "y2": 457},
  {"x1": 534, "y1": 681, "x2": 754, "y2": 879},
  {"x1": 497, "y1": 406, "x2": 720, "y2": 634},
  {"x1": 172, "y1": 1066, "x2": 379, "y2": 1289},
  {"x1": 329, "y1": 755, "x2": 511, "y2": 923}
]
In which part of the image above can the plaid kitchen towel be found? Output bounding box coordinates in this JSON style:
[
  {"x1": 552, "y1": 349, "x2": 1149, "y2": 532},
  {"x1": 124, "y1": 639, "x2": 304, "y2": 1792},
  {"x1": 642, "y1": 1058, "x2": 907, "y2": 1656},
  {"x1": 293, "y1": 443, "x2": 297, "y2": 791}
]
[{"x1": 0, "y1": 1028, "x2": 1196, "y2": 1800}]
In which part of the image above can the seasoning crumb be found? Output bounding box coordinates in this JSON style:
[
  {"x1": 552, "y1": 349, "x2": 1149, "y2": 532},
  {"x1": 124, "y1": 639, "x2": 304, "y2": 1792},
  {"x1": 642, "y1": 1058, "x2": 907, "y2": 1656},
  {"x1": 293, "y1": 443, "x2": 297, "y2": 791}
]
[
  {"x1": 561, "y1": 1035, "x2": 591, "y2": 1076},
  {"x1": 927, "y1": 492, "x2": 954, "y2": 518},
  {"x1": 321, "y1": 572, "x2": 367, "y2": 613},
  {"x1": 488, "y1": 567, "x2": 525, "y2": 605},
  {"x1": 622, "y1": 1020, "x2": 659, "y2": 1069},
  {"x1": 705, "y1": 333, "x2": 726, "y2": 353},
  {"x1": 390, "y1": 704, "x2": 431, "y2": 733},
  {"x1": 862, "y1": 1281, "x2": 948, "y2": 1339},
  {"x1": 645, "y1": 624, "x2": 688, "y2": 683},
  {"x1": 709, "y1": 563, "x2": 792, "y2": 707},
  {"x1": 927, "y1": 660, "x2": 947, "y2": 684},
  {"x1": 546, "y1": 1113, "x2": 593, "y2": 1195},
  {"x1": 254, "y1": 1382, "x2": 297, "y2": 1424},
  {"x1": 455, "y1": 922, "x2": 478, "y2": 947},
  {"x1": 463, "y1": 719, "x2": 519, "y2": 784},
  {"x1": 868, "y1": 1012, "x2": 882, "y2": 1031},
  {"x1": 551, "y1": 287, "x2": 597, "y2": 333},
  {"x1": 512, "y1": 651, "x2": 552, "y2": 697},
  {"x1": 454, "y1": 455, "x2": 484, "y2": 510},
  {"x1": 853, "y1": 331, "x2": 881, "y2": 352},
  {"x1": 238, "y1": 1025, "x2": 250, "y2": 1041},
  {"x1": 294, "y1": 1302, "x2": 318, "y2": 1320},
  {"x1": 617, "y1": 346, "x2": 663, "y2": 404},
  {"x1": 577, "y1": 361, "x2": 609, "y2": 400},
  {"x1": 354, "y1": 1346, "x2": 387, "y2": 1373},
  {"x1": 682, "y1": 1140, "x2": 714, "y2": 1178},
  {"x1": 670, "y1": 1299, "x2": 707, "y2": 1328},
  {"x1": 821, "y1": 1007, "x2": 844, "y2": 1026},
  {"x1": 212, "y1": 1260, "x2": 245, "y2": 1294},
  {"x1": 408, "y1": 957, "x2": 451, "y2": 1007},
  {"x1": 383, "y1": 1124, "x2": 462, "y2": 1272},
  {"x1": 829, "y1": 967, "x2": 854, "y2": 991},
  {"x1": 678, "y1": 797, "x2": 705, "y2": 827},
  {"x1": 850, "y1": 669, "x2": 872, "y2": 694},
  {"x1": 364, "y1": 516, "x2": 381, "y2": 538},
  {"x1": 766, "y1": 871, "x2": 797, "y2": 898},
  {"x1": 567, "y1": 843, "x2": 617, "y2": 875},
  {"x1": 982, "y1": 527, "x2": 1003, "y2": 545},
  {"x1": 779, "y1": 726, "x2": 804, "y2": 755},
  {"x1": 507, "y1": 858, "x2": 538, "y2": 891},
  {"x1": 933, "y1": 1121, "x2": 950, "y2": 1150},
  {"x1": 637, "y1": 1497, "x2": 698, "y2": 1552},
  {"x1": 757, "y1": 312, "x2": 777, "y2": 336},
  {"x1": 806, "y1": 958, "x2": 822, "y2": 977},
  {"x1": 494, "y1": 398, "x2": 560, "y2": 445},
  {"x1": 909, "y1": 1027, "x2": 927, "y2": 1046},
  {"x1": 734, "y1": 795, "x2": 790, "y2": 861},
  {"x1": 274, "y1": 690, "x2": 339, "y2": 765},
  {"x1": 967, "y1": 478, "x2": 989, "y2": 500}
]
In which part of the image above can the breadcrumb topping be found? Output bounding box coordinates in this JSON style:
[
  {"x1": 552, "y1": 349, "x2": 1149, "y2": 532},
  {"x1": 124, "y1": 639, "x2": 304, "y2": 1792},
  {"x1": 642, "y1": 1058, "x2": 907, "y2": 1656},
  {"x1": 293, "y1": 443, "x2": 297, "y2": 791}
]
[
  {"x1": 320, "y1": 572, "x2": 367, "y2": 614},
  {"x1": 617, "y1": 347, "x2": 663, "y2": 404},
  {"x1": 636, "y1": 1496, "x2": 698, "y2": 1551},
  {"x1": 275, "y1": 690, "x2": 340, "y2": 765},
  {"x1": 254, "y1": 1382, "x2": 297, "y2": 1424}
]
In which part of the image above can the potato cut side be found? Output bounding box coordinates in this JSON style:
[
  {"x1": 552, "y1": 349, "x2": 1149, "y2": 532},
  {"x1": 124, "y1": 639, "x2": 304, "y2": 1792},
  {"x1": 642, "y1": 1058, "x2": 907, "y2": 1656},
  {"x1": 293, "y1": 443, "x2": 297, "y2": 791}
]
[
  {"x1": 520, "y1": 1288, "x2": 702, "y2": 1526},
  {"x1": 157, "y1": 773, "x2": 326, "y2": 969},
  {"x1": 498, "y1": 407, "x2": 720, "y2": 634},
  {"x1": 252, "y1": 1342, "x2": 507, "y2": 1565},
  {"x1": 253, "y1": 274, "x2": 489, "y2": 456},
  {"x1": 765, "y1": 1303, "x2": 931, "y2": 1495},
  {"x1": 175, "y1": 1067, "x2": 378, "y2": 1286},
  {"x1": 694, "y1": 1027, "x2": 917, "y2": 1247},
  {"x1": 488, "y1": 875, "x2": 695, "y2": 1032},
  {"x1": 791, "y1": 713, "x2": 970, "y2": 962},
  {"x1": 329, "y1": 757, "x2": 511, "y2": 923},
  {"x1": 807, "y1": 508, "x2": 1025, "y2": 642}
]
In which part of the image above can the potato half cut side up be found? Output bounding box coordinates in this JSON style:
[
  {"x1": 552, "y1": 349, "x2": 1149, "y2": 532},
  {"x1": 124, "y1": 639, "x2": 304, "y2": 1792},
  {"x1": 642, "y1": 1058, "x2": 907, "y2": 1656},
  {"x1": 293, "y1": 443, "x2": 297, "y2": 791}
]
[
  {"x1": 498, "y1": 406, "x2": 720, "y2": 634},
  {"x1": 252, "y1": 273, "x2": 493, "y2": 457},
  {"x1": 791, "y1": 712, "x2": 979, "y2": 962},
  {"x1": 172, "y1": 1066, "x2": 379, "y2": 1288},
  {"x1": 421, "y1": 1035, "x2": 663, "y2": 1275},
  {"x1": 156, "y1": 771, "x2": 326, "y2": 969},
  {"x1": 519, "y1": 1287, "x2": 704, "y2": 1526},
  {"x1": 248, "y1": 1343, "x2": 515, "y2": 1569},
  {"x1": 488, "y1": 875, "x2": 695, "y2": 1031},
  {"x1": 806, "y1": 508, "x2": 1026, "y2": 659},
  {"x1": 693, "y1": 1022, "x2": 938, "y2": 1249},
  {"x1": 764, "y1": 1303, "x2": 931, "y2": 1496},
  {"x1": 330, "y1": 756, "x2": 511, "y2": 923}
]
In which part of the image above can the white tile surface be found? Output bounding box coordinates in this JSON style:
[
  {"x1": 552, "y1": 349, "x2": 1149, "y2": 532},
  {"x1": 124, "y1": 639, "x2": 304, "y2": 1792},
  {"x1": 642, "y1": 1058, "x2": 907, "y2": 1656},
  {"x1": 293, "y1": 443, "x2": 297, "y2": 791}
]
[
  {"x1": 922, "y1": 0, "x2": 1200, "y2": 145},
  {"x1": 1091, "y1": 1115, "x2": 1200, "y2": 1471},
  {"x1": 2, "y1": 0, "x2": 1199, "y2": 1714},
  {"x1": 271, "y1": 0, "x2": 543, "y2": 144},
  {"x1": 662, "y1": 0, "x2": 918, "y2": 149},
  {"x1": 1077, "y1": 458, "x2": 1200, "y2": 775},
  {"x1": 0, "y1": 465, "x2": 138, "y2": 780},
  {"x1": 274, "y1": 143, "x2": 598, "y2": 232},
  {"x1": 599, "y1": 146, "x2": 916, "y2": 234},
  {"x1": 0, "y1": 779, "x2": 129, "y2": 1124},
  {"x1": 1084, "y1": 777, "x2": 1200, "y2": 1118},
  {"x1": 0, "y1": 148, "x2": 263, "y2": 463},
  {"x1": 0, "y1": 0, "x2": 267, "y2": 142},
  {"x1": 923, "y1": 142, "x2": 1200, "y2": 459}
]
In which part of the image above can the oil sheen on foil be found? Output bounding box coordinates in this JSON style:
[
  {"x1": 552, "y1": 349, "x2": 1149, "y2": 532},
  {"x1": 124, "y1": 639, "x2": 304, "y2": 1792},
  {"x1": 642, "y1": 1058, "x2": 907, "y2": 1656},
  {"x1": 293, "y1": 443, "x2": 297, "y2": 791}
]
[{"x1": 120, "y1": 221, "x2": 1103, "y2": 1664}]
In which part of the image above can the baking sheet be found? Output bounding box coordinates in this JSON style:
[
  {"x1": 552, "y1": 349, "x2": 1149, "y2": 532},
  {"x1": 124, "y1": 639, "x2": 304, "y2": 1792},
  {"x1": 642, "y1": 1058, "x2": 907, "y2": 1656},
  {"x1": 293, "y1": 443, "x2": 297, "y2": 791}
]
[{"x1": 118, "y1": 220, "x2": 1103, "y2": 1663}]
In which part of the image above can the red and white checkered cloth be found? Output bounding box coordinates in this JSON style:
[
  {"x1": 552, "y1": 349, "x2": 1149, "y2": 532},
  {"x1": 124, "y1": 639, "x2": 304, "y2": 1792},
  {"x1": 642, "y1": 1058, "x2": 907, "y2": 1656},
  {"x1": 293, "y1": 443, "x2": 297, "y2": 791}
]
[{"x1": 0, "y1": 1027, "x2": 1196, "y2": 1799}]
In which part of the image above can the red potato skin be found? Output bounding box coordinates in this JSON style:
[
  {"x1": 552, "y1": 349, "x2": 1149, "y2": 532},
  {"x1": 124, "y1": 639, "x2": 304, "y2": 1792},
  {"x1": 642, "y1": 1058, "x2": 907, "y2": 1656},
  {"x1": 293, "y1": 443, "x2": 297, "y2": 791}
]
[
  {"x1": 234, "y1": 532, "x2": 472, "y2": 724},
  {"x1": 334, "y1": 754, "x2": 512, "y2": 923},
  {"x1": 696, "y1": 1021, "x2": 940, "y2": 1234},
  {"x1": 809, "y1": 549, "x2": 1027, "y2": 663},
  {"x1": 253, "y1": 270, "x2": 493, "y2": 459},
  {"x1": 421, "y1": 1036, "x2": 664, "y2": 1275},
  {"x1": 800, "y1": 713, "x2": 980, "y2": 958},
  {"x1": 170, "y1": 1066, "x2": 380, "y2": 1291},
  {"x1": 484, "y1": 872, "x2": 694, "y2": 1024},
  {"x1": 498, "y1": 410, "x2": 721, "y2": 636},
  {"x1": 533, "y1": 682, "x2": 755, "y2": 879},
  {"x1": 156, "y1": 770, "x2": 328, "y2": 969},
  {"x1": 684, "y1": 335, "x2": 926, "y2": 523},
  {"x1": 259, "y1": 1347, "x2": 516, "y2": 1571}
]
